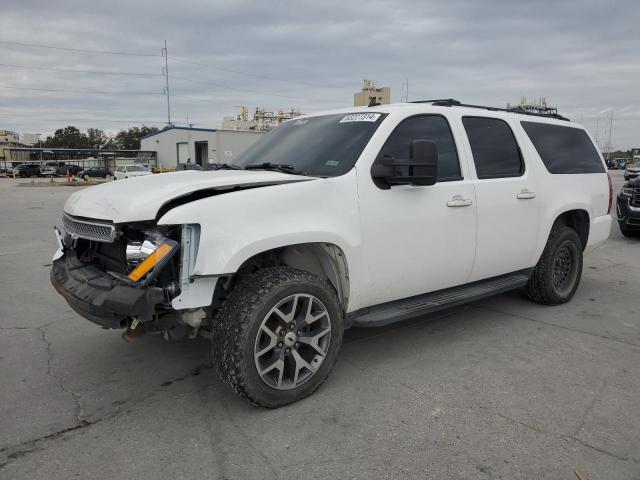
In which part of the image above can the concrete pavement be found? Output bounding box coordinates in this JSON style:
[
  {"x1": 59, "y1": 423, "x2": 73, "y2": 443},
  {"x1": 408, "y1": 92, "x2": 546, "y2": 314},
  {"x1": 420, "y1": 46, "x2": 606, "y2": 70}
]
[{"x1": 1, "y1": 171, "x2": 638, "y2": 479}]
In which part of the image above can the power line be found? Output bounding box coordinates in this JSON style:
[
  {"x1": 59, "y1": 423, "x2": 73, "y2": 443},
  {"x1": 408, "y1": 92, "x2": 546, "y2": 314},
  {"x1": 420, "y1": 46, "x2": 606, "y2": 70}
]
[
  {"x1": 171, "y1": 74, "x2": 310, "y2": 101},
  {"x1": 0, "y1": 40, "x2": 160, "y2": 57},
  {"x1": 171, "y1": 56, "x2": 350, "y2": 90},
  {"x1": 0, "y1": 85, "x2": 162, "y2": 95},
  {"x1": 0, "y1": 62, "x2": 162, "y2": 77}
]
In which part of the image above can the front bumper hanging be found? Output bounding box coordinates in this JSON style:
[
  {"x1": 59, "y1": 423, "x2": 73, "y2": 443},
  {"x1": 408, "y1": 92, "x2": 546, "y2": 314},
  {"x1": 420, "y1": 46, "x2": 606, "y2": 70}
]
[{"x1": 51, "y1": 252, "x2": 165, "y2": 329}]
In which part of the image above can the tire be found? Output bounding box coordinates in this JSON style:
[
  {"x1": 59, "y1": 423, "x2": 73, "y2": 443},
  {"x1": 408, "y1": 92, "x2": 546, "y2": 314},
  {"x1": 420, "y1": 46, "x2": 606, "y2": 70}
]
[
  {"x1": 619, "y1": 222, "x2": 640, "y2": 238},
  {"x1": 213, "y1": 267, "x2": 343, "y2": 408},
  {"x1": 526, "y1": 225, "x2": 583, "y2": 305}
]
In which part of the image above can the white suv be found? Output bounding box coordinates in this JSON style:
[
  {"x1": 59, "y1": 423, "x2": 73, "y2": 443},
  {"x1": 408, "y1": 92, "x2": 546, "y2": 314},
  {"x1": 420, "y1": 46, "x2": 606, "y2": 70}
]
[
  {"x1": 113, "y1": 164, "x2": 153, "y2": 180},
  {"x1": 51, "y1": 100, "x2": 612, "y2": 407}
]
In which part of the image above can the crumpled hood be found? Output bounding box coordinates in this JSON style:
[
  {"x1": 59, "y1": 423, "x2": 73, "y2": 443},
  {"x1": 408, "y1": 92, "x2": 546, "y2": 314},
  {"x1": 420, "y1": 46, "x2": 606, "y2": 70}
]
[{"x1": 64, "y1": 170, "x2": 313, "y2": 223}]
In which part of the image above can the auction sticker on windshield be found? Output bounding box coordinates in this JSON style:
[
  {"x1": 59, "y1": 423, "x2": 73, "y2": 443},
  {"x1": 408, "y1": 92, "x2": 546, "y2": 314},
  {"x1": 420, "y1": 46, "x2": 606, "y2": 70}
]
[{"x1": 339, "y1": 113, "x2": 381, "y2": 123}]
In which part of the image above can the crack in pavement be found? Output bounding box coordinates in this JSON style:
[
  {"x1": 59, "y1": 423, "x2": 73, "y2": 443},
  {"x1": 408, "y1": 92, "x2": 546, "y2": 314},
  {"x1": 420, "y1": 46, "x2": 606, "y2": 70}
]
[
  {"x1": 0, "y1": 418, "x2": 101, "y2": 471},
  {"x1": 37, "y1": 324, "x2": 85, "y2": 423},
  {"x1": 496, "y1": 411, "x2": 639, "y2": 465},
  {"x1": 343, "y1": 332, "x2": 638, "y2": 468},
  {"x1": 473, "y1": 305, "x2": 640, "y2": 349},
  {"x1": 0, "y1": 361, "x2": 216, "y2": 471}
]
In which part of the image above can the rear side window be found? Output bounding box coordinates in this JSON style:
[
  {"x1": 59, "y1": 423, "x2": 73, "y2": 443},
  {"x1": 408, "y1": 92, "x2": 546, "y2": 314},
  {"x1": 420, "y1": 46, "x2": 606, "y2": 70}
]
[
  {"x1": 462, "y1": 117, "x2": 523, "y2": 179},
  {"x1": 521, "y1": 122, "x2": 605, "y2": 174},
  {"x1": 377, "y1": 115, "x2": 461, "y2": 181}
]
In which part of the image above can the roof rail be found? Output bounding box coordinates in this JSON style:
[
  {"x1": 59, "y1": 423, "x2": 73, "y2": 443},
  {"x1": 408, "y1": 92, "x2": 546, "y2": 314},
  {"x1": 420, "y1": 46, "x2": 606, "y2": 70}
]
[{"x1": 409, "y1": 99, "x2": 570, "y2": 121}]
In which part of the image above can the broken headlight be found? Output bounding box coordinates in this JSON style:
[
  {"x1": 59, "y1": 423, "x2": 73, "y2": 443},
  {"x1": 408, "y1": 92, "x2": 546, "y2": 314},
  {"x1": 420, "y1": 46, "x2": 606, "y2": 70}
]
[{"x1": 125, "y1": 233, "x2": 178, "y2": 283}]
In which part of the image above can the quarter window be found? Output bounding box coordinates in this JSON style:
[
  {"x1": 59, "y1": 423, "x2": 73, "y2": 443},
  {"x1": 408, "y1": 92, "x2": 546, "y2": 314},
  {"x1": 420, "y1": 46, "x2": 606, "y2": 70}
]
[
  {"x1": 462, "y1": 117, "x2": 523, "y2": 179},
  {"x1": 520, "y1": 122, "x2": 605, "y2": 174},
  {"x1": 377, "y1": 115, "x2": 461, "y2": 181}
]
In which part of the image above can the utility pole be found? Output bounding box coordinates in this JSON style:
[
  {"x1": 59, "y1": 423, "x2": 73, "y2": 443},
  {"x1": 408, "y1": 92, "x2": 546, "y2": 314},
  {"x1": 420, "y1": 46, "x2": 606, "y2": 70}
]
[
  {"x1": 607, "y1": 111, "x2": 614, "y2": 160},
  {"x1": 595, "y1": 115, "x2": 599, "y2": 147},
  {"x1": 162, "y1": 40, "x2": 171, "y2": 125}
]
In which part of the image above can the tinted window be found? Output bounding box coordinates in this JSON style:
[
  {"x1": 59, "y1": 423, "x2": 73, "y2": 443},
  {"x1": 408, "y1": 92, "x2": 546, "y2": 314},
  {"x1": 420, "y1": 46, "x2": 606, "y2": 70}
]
[
  {"x1": 521, "y1": 122, "x2": 605, "y2": 174},
  {"x1": 463, "y1": 117, "x2": 523, "y2": 179},
  {"x1": 377, "y1": 115, "x2": 461, "y2": 180},
  {"x1": 234, "y1": 113, "x2": 386, "y2": 177}
]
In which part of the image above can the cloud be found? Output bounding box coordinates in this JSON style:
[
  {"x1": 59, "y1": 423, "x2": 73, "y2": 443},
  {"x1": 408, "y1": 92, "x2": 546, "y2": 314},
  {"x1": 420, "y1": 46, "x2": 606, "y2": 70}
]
[{"x1": 0, "y1": 0, "x2": 638, "y2": 149}]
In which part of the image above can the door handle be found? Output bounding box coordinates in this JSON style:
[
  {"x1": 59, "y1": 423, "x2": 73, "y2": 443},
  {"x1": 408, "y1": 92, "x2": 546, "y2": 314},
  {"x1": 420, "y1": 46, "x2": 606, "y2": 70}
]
[
  {"x1": 447, "y1": 195, "x2": 472, "y2": 207},
  {"x1": 516, "y1": 190, "x2": 536, "y2": 200}
]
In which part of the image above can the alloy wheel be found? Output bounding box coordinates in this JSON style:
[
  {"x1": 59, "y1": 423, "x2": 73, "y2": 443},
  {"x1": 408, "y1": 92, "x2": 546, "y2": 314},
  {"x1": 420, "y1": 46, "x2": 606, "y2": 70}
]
[{"x1": 254, "y1": 293, "x2": 332, "y2": 390}]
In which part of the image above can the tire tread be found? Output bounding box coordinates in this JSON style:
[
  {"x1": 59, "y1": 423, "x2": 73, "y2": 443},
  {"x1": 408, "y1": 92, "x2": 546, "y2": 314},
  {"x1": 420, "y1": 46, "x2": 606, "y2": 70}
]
[{"x1": 213, "y1": 266, "x2": 341, "y2": 407}]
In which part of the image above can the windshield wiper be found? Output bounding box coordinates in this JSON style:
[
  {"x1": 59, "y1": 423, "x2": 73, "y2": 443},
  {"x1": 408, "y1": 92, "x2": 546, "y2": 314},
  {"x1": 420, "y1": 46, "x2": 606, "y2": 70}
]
[
  {"x1": 211, "y1": 163, "x2": 243, "y2": 170},
  {"x1": 244, "y1": 162, "x2": 307, "y2": 175}
]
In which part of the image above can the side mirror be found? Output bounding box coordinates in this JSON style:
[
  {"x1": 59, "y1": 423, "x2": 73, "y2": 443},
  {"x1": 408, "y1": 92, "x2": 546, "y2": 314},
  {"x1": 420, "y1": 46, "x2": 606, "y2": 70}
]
[{"x1": 371, "y1": 139, "x2": 438, "y2": 188}]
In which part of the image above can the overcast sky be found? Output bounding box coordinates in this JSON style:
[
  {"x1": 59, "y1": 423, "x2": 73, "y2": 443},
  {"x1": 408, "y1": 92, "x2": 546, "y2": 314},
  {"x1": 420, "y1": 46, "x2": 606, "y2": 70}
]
[{"x1": 1, "y1": 0, "x2": 638, "y2": 149}]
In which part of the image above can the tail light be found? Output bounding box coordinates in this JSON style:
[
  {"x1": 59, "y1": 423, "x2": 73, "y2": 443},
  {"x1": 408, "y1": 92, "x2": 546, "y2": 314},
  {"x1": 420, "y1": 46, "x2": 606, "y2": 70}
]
[{"x1": 607, "y1": 173, "x2": 613, "y2": 214}]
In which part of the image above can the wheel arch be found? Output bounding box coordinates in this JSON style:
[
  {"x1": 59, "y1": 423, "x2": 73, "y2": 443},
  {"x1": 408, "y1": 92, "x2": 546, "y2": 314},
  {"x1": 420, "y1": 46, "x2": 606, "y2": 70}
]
[
  {"x1": 219, "y1": 242, "x2": 351, "y2": 311},
  {"x1": 532, "y1": 206, "x2": 591, "y2": 266},
  {"x1": 554, "y1": 209, "x2": 590, "y2": 250}
]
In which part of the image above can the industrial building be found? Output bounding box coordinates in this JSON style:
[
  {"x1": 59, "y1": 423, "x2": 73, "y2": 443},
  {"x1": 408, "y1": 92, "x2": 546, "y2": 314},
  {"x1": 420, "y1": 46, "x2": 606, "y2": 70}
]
[
  {"x1": 222, "y1": 106, "x2": 302, "y2": 132},
  {"x1": 140, "y1": 126, "x2": 263, "y2": 170},
  {"x1": 354, "y1": 79, "x2": 390, "y2": 107},
  {"x1": 0, "y1": 129, "x2": 30, "y2": 162}
]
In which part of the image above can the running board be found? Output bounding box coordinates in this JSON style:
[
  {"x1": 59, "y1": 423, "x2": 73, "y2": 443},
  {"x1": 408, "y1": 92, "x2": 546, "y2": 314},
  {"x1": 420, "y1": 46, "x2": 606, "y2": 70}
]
[{"x1": 347, "y1": 269, "x2": 532, "y2": 328}]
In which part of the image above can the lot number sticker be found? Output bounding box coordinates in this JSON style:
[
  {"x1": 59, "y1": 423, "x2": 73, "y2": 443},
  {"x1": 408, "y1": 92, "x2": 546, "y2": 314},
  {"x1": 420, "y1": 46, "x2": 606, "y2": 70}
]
[{"x1": 339, "y1": 113, "x2": 381, "y2": 123}]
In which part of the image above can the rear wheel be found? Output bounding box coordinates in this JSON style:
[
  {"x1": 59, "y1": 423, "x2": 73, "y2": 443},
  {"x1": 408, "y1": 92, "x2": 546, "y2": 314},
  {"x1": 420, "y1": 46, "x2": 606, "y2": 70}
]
[
  {"x1": 526, "y1": 225, "x2": 583, "y2": 305},
  {"x1": 213, "y1": 267, "x2": 343, "y2": 408}
]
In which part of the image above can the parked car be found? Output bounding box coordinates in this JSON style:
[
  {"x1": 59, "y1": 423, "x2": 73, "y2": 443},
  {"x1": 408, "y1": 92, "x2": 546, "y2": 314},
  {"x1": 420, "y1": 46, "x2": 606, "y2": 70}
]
[
  {"x1": 624, "y1": 162, "x2": 640, "y2": 181},
  {"x1": 51, "y1": 100, "x2": 612, "y2": 407},
  {"x1": 14, "y1": 163, "x2": 41, "y2": 178},
  {"x1": 114, "y1": 165, "x2": 153, "y2": 180},
  {"x1": 616, "y1": 177, "x2": 640, "y2": 237},
  {"x1": 77, "y1": 167, "x2": 111, "y2": 180},
  {"x1": 40, "y1": 165, "x2": 57, "y2": 176}
]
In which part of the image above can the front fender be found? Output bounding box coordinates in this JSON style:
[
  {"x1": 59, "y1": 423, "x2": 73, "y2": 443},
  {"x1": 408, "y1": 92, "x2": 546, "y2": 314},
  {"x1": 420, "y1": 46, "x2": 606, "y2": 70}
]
[{"x1": 158, "y1": 170, "x2": 366, "y2": 308}]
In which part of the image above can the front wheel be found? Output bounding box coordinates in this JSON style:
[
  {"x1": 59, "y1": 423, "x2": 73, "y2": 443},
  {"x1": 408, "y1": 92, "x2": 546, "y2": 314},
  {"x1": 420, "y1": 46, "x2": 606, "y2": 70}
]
[
  {"x1": 526, "y1": 225, "x2": 583, "y2": 305},
  {"x1": 213, "y1": 267, "x2": 343, "y2": 408}
]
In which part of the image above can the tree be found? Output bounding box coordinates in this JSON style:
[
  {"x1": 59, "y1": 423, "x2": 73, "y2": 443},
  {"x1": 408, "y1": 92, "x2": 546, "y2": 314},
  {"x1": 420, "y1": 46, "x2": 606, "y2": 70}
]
[
  {"x1": 41, "y1": 125, "x2": 158, "y2": 150},
  {"x1": 113, "y1": 125, "x2": 159, "y2": 150},
  {"x1": 43, "y1": 126, "x2": 89, "y2": 149},
  {"x1": 86, "y1": 128, "x2": 109, "y2": 149}
]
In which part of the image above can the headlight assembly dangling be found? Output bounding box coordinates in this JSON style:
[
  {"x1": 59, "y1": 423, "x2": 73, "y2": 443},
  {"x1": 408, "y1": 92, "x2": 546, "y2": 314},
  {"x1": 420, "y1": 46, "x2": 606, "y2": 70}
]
[{"x1": 126, "y1": 234, "x2": 178, "y2": 283}]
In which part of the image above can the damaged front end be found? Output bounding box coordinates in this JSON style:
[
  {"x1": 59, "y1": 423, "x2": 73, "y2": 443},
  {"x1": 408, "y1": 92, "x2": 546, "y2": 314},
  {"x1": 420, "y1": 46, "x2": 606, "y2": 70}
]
[{"x1": 50, "y1": 214, "x2": 207, "y2": 340}]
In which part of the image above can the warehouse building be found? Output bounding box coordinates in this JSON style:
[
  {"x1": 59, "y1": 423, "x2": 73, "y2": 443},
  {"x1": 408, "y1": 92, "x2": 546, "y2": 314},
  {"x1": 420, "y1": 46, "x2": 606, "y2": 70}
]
[{"x1": 140, "y1": 126, "x2": 263, "y2": 170}]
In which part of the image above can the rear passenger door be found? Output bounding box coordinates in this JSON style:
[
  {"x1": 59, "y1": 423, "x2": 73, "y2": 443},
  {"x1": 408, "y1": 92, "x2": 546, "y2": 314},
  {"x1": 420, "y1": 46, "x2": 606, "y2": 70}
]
[{"x1": 459, "y1": 116, "x2": 540, "y2": 282}]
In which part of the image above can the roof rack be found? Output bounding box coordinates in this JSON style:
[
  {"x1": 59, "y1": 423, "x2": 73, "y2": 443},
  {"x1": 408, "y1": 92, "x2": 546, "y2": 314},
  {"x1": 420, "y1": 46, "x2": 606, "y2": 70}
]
[{"x1": 409, "y1": 98, "x2": 570, "y2": 121}]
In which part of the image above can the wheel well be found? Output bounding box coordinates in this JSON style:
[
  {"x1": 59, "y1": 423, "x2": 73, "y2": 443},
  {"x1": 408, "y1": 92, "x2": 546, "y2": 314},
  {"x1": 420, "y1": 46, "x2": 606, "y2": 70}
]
[
  {"x1": 555, "y1": 209, "x2": 590, "y2": 250},
  {"x1": 216, "y1": 243, "x2": 350, "y2": 311}
]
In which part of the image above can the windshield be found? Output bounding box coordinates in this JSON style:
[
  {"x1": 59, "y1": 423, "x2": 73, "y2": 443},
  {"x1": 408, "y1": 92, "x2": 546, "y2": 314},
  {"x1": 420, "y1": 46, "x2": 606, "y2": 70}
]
[
  {"x1": 628, "y1": 162, "x2": 640, "y2": 169},
  {"x1": 127, "y1": 165, "x2": 147, "y2": 171},
  {"x1": 234, "y1": 112, "x2": 386, "y2": 176}
]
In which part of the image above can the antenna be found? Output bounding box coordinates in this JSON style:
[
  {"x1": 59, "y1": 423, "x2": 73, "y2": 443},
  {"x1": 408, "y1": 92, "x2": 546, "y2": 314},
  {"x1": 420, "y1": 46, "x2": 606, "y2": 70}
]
[
  {"x1": 401, "y1": 77, "x2": 409, "y2": 102},
  {"x1": 162, "y1": 40, "x2": 171, "y2": 125}
]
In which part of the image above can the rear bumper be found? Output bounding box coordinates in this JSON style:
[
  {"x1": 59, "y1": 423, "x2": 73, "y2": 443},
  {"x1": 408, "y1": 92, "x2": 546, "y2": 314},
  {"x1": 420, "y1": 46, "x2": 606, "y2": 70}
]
[
  {"x1": 585, "y1": 214, "x2": 612, "y2": 253},
  {"x1": 50, "y1": 253, "x2": 165, "y2": 329}
]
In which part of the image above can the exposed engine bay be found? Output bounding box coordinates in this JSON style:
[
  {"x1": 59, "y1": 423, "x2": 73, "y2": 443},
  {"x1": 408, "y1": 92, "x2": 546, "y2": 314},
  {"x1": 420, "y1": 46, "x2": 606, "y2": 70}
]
[{"x1": 51, "y1": 215, "x2": 210, "y2": 341}]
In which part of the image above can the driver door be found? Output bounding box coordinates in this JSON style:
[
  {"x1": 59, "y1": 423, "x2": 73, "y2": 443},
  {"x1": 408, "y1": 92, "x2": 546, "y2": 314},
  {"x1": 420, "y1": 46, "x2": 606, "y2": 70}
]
[{"x1": 357, "y1": 114, "x2": 477, "y2": 307}]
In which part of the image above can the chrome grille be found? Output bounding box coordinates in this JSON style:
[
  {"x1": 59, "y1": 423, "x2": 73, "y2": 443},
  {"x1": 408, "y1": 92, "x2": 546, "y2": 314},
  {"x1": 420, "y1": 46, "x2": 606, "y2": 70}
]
[
  {"x1": 631, "y1": 187, "x2": 640, "y2": 208},
  {"x1": 62, "y1": 213, "x2": 116, "y2": 243}
]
